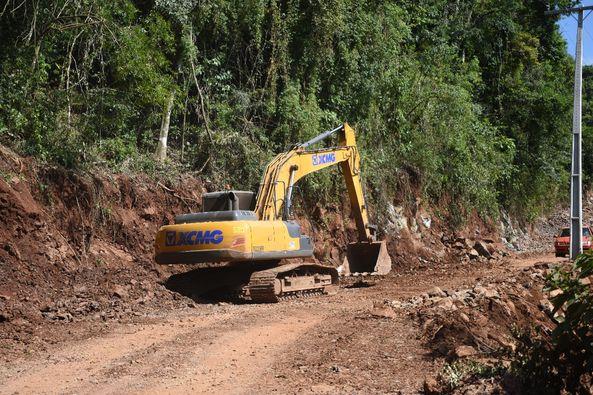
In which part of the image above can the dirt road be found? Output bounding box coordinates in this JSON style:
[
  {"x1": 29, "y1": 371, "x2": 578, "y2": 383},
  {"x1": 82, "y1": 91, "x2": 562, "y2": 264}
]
[{"x1": 0, "y1": 254, "x2": 560, "y2": 394}]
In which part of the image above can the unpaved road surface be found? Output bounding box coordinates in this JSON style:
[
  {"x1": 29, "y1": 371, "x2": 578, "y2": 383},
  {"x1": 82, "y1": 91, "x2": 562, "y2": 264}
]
[{"x1": 0, "y1": 254, "x2": 562, "y2": 394}]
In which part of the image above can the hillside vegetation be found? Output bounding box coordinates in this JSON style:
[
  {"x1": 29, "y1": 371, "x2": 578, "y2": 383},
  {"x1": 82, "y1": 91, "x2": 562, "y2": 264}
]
[{"x1": 0, "y1": 0, "x2": 579, "y2": 222}]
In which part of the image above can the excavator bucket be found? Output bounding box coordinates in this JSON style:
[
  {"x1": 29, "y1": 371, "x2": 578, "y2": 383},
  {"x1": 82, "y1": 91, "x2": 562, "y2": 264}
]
[{"x1": 343, "y1": 241, "x2": 392, "y2": 275}]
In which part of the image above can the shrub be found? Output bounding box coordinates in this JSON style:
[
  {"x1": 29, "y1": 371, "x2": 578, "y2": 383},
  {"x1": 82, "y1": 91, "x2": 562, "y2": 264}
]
[{"x1": 514, "y1": 253, "x2": 593, "y2": 393}]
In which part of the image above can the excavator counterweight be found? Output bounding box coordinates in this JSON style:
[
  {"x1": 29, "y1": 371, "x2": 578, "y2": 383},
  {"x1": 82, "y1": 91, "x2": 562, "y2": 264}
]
[{"x1": 154, "y1": 123, "x2": 391, "y2": 301}]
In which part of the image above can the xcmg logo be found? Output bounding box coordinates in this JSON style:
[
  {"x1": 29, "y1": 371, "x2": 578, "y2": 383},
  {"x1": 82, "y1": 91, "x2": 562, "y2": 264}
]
[
  {"x1": 165, "y1": 230, "x2": 224, "y2": 246},
  {"x1": 312, "y1": 153, "x2": 336, "y2": 166}
]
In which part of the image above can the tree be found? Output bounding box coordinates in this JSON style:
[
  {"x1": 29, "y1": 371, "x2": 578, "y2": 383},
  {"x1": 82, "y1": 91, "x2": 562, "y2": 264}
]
[{"x1": 0, "y1": 0, "x2": 577, "y2": 223}]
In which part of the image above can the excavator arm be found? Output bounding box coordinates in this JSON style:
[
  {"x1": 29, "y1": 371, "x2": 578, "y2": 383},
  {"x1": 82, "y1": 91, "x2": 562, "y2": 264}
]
[
  {"x1": 254, "y1": 123, "x2": 375, "y2": 243},
  {"x1": 254, "y1": 122, "x2": 390, "y2": 275}
]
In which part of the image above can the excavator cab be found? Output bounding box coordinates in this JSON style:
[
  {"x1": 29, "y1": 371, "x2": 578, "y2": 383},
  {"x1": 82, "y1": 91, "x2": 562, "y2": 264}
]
[{"x1": 174, "y1": 191, "x2": 256, "y2": 225}]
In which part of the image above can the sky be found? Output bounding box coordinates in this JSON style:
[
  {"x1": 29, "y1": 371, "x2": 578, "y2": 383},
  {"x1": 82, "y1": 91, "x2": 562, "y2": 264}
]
[{"x1": 558, "y1": 0, "x2": 593, "y2": 64}]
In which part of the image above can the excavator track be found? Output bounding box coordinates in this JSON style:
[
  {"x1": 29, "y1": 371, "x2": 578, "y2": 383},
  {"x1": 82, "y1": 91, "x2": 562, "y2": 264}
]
[{"x1": 244, "y1": 263, "x2": 339, "y2": 303}]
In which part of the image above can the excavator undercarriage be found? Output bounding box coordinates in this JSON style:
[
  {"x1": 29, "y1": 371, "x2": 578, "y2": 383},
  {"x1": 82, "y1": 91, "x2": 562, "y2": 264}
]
[{"x1": 244, "y1": 262, "x2": 339, "y2": 302}]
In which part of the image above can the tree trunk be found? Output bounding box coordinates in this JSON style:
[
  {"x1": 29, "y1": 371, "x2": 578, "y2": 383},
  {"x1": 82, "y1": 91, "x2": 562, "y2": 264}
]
[
  {"x1": 181, "y1": 96, "x2": 188, "y2": 161},
  {"x1": 155, "y1": 91, "x2": 175, "y2": 162}
]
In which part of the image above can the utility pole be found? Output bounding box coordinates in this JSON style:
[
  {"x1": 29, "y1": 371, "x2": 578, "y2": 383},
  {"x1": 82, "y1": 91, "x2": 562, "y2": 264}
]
[{"x1": 545, "y1": 5, "x2": 593, "y2": 259}]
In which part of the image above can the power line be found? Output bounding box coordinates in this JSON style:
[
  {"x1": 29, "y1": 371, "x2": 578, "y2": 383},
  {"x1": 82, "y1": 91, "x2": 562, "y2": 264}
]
[
  {"x1": 546, "y1": 5, "x2": 593, "y2": 15},
  {"x1": 561, "y1": 27, "x2": 576, "y2": 52},
  {"x1": 584, "y1": 24, "x2": 593, "y2": 45}
]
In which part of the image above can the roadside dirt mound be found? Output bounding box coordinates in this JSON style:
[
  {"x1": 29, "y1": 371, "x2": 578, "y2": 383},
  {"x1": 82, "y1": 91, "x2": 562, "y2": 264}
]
[
  {"x1": 360, "y1": 264, "x2": 554, "y2": 370},
  {"x1": 414, "y1": 265, "x2": 553, "y2": 359},
  {"x1": 402, "y1": 263, "x2": 557, "y2": 394},
  {"x1": 0, "y1": 147, "x2": 208, "y2": 355}
]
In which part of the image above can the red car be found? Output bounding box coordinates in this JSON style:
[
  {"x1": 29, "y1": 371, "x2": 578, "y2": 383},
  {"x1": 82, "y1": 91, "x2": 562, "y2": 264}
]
[{"x1": 554, "y1": 226, "x2": 593, "y2": 257}]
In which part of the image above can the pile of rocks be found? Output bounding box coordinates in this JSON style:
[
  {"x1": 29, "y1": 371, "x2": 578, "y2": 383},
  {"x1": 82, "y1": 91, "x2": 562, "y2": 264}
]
[
  {"x1": 35, "y1": 279, "x2": 169, "y2": 323},
  {"x1": 385, "y1": 265, "x2": 555, "y2": 360},
  {"x1": 418, "y1": 262, "x2": 593, "y2": 394},
  {"x1": 441, "y1": 236, "x2": 508, "y2": 263},
  {"x1": 388, "y1": 283, "x2": 504, "y2": 312}
]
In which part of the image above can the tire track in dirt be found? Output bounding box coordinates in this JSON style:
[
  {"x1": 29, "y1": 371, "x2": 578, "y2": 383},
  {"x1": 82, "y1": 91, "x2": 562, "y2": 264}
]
[
  {"x1": 0, "y1": 304, "x2": 326, "y2": 395},
  {"x1": 0, "y1": 311, "x2": 234, "y2": 394},
  {"x1": 141, "y1": 311, "x2": 322, "y2": 394}
]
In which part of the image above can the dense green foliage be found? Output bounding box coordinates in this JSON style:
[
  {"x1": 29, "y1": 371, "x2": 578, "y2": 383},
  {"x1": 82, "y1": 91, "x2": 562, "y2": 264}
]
[
  {"x1": 0, "y1": 0, "x2": 579, "y2": 221},
  {"x1": 514, "y1": 253, "x2": 593, "y2": 393}
]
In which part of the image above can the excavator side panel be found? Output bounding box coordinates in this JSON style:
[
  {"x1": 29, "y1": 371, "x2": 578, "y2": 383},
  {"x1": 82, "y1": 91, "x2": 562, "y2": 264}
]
[
  {"x1": 154, "y1": 220, "x2": 313, "y2": 265},
  {"x1": 154, "y1": 220, "x2": 253, "y2": 264}
]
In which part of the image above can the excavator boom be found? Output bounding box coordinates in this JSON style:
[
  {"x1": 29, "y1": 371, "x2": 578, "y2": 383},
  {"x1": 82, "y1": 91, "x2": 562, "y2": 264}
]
[{"x1": 256, "y1": 124, "x2": 370, "y2": 236}]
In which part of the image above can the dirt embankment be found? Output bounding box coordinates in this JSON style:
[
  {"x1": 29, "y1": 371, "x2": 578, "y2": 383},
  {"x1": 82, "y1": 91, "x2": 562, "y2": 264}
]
[{"x1": 0, "y1": 146, "x2": 208, "y2": 356}]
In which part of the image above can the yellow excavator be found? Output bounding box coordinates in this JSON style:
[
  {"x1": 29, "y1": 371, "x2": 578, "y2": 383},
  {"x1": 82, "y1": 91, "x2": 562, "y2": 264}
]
[{"x1": 154, "y1": 123, "x2": 391, "y2": 302}]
